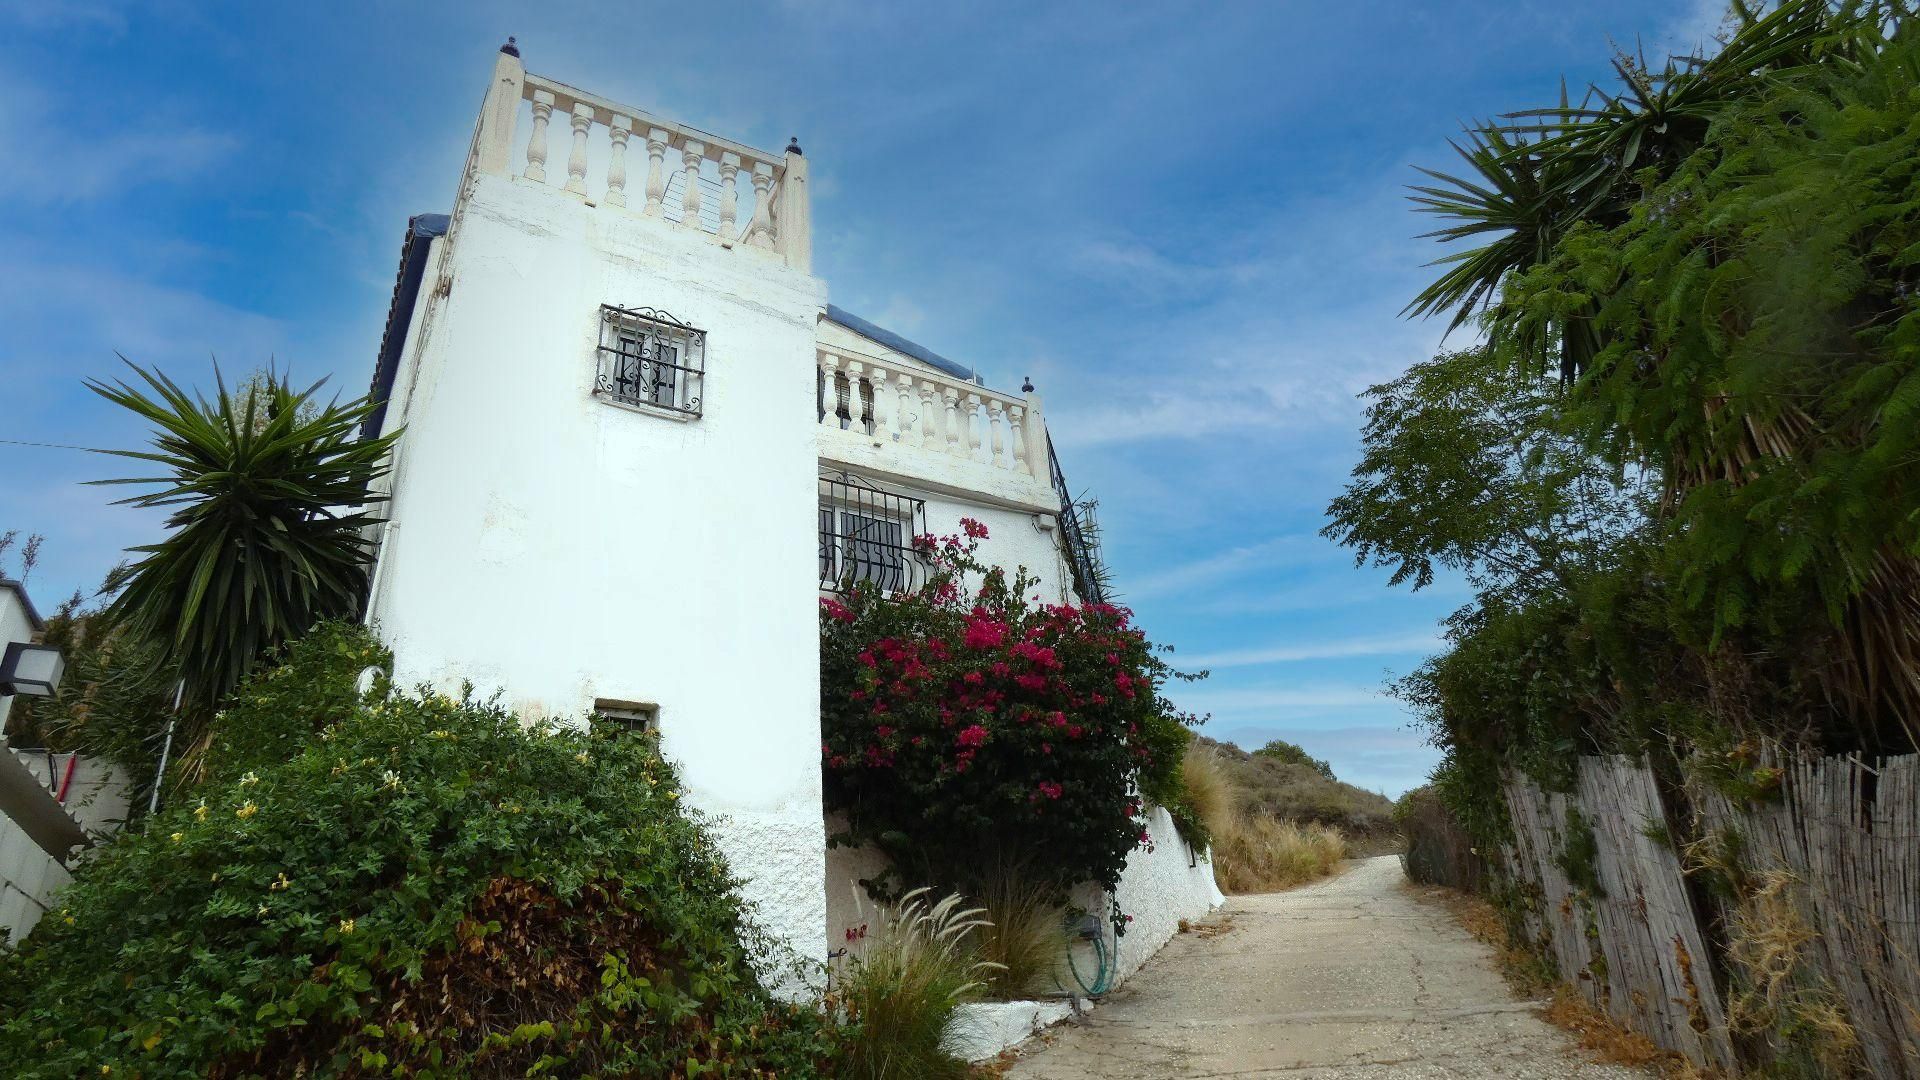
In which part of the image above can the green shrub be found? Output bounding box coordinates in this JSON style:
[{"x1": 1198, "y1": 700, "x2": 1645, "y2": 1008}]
[
  {"x1": 1396, "y1": 784, "x2": 1486, "y2": 892},
  {"x1": 0, "y1": 626, "x2": 838, "y2": 1078},
  {"x1": 200, "y1": 620, "x2": 389, "y2": 782},
  {"x1": 1252, "y1": 738, "x2": 1334, "y2": 779},
  {"x1": 834, "y1": 889, "x2": 996, "y2": 1080}
]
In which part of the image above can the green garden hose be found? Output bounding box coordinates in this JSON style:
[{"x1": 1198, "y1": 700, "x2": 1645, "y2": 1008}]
[{"x1": 1065, "y1": 911, "x2": 1114, "y2": 996}]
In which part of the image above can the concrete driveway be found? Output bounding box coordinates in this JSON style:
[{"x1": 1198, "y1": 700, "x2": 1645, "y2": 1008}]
[{"x1": 1005, "y1": 855, "x2": 1647, "y2": 1079}]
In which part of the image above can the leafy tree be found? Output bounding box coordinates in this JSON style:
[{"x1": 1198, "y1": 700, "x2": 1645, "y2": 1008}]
[
  {"x1": 1323, "y1": 346, "x2": 1651, "y2": 603},
  {"x1": 1374, "y1": 2, "x2": 1920, "y2": 757},
  {"x1": 87, "y1": 362, "x2": 397, "y2": 722},
  {"x1": 1251, "y1": 739, "x2": 1336, "y2": 781}
]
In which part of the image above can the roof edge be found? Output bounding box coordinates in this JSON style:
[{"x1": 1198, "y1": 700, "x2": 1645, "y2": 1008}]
[
  {"x1": 823, "y1": 304, "x2": 978, "y2": 384},
  {"x1": 0, "y1": 578, "x2": 46, "y2": 632},
  {"x1": 362, "y1": 213, "x2": 452, "y2": 441}
]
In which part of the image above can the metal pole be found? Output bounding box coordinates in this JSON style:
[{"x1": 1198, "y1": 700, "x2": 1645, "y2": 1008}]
[{"x1": 147, "y1": 680, "x2": 183, "y2": 816}]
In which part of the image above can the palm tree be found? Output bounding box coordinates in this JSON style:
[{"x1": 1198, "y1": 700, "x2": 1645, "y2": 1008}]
[
  {"x1": 88, "y1": 360, "x2": 398, "y2": 716},
  {"x1": 1405, "y1": 0, "x2": 1865, "y2": 378}
]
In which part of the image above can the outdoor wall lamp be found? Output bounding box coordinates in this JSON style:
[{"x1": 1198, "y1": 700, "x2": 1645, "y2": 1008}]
[{"x1": 0, "y1": 641, "x2": 65, "y2": 697}]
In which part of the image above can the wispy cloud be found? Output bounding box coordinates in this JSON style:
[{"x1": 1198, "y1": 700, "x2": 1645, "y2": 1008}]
[
  {"x1": 0, "y1": 0, "x2": 130, "y2": 33},
  {"x1": 0, "y1": 81, "x2": 235, "y2": 205},
  {"x1": 1121, "y1": 535, "x2": 1317, "y2": 600},
  {"x1": 1186, "y1": 631, "x2": 1440, "y2": 670}
]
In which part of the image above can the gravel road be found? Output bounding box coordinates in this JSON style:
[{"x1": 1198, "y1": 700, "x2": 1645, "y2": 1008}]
[{"x1": 1005, "y1": 855, "x2": 1649, "y2": 1078}]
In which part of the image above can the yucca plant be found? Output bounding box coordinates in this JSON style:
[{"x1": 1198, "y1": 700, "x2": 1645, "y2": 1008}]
[
  {"x1": 87, "y1": 360, "x2": 397, "y2": 720},
  {"x1": 1406, "y1": 0, "x2": 1879, "y2": 379},
  {"x1": 835, "y1": 887, "x2": 999, "y2": 1079}
]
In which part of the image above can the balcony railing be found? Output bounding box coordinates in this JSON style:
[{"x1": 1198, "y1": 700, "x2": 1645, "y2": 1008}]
[
  {"x1": 815, "y1": 344, "x2": 1053, "y2": 507},
  {"x1": 464, "y1": 43, "x2": 811, "y2": 271}
]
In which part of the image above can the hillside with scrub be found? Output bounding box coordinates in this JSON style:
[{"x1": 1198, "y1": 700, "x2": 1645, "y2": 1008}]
[{"x1": 1179, "y1": 736, "x2": 1397, "y2": 894}]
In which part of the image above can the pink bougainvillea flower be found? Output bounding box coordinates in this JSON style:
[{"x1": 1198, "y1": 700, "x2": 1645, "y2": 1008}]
[
  {"x1": 955, "y1": 724, "x2": 989, "y2": 748},
  {"x1": 960, "y1": 517, "x2": 990, "y2": 539},
  {"x1": 962, "y1": 616, "x2": 1007, "y2": 650},
  {"x1": 1037, "y1": 781, "x2": 1064, "y2": 800},
  {"x1": 820, "y1": 597, "x2": 855, "y2": 623}
]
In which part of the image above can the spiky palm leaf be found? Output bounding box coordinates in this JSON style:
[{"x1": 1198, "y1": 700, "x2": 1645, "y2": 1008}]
[
  {"x1": 1406, "y1": 0, "x2": 1877, "y2": 378},
  {"x1": 87, "y1": 360, "x2": 397, "y2": 714}
]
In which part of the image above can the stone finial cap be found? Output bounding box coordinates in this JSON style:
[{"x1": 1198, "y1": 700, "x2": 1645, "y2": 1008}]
[
  {"x1": 786, "y1": 136, "x2": 803, "y2": 157},
  {"x1": 500, "y1": 36, "x2": 520, "y2": 57},
  {"x1": 1022, "y1": 376, "x2": 1035, "y2": 393}
]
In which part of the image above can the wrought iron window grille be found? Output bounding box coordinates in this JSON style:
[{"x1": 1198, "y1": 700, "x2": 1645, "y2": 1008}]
[
  {"x1": 595, "y1": 305, "x2": 706, "y2": 419},
  {"x1": 819, "y1": 471, "x2": 928, "y2": 594}
]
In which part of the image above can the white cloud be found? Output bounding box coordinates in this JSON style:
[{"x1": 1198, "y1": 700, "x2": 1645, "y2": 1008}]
[
  {"x1": 1121, "y1": 534, "x2": 1318, "y2": 600},
  {"x1": 1185, "y1": 631, "x2": 1441, "y2": 670},
  {"x1": 1180, "y1": 685, "x2": 1389, "y2": 711},
  {"x1": 0, "y1": 79, "x2": 235, "y2": 205}
]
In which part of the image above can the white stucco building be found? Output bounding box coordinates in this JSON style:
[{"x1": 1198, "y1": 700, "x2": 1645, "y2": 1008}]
[{"x1": 360, "y1": 42, "x2": 1216, "y2": 991}]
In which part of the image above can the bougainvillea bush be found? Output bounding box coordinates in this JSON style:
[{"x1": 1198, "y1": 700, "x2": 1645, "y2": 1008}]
[
  {"x1": 0, "y1": 626, "x2": 838, "y2": 1079},
  {"x1": 820, "y1": 522, "x2": 1203, "y2": 916}
]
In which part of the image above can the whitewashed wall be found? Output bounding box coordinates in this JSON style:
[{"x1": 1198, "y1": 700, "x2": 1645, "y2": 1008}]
[
  {"x1": 827, "y1": 805, "x2": 1222, "y2": 993},
  {"x1": 365, "y1": 163, "x2": 831, "y2": 975},
  {"x1": 1100, "y1": 805, "x2": 1226, "y2": 983}
]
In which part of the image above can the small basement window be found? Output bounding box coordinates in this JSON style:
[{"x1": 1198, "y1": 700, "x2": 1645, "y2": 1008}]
[
  {"x1": 819, "y1": 471, "x2": 928, "y2": 593},
  {"x1": 594, "y1": 305, "x2": 706, "y2": 419},
  {"x1": 592, "y1": 700, "x2": 659, "y2": 737}
]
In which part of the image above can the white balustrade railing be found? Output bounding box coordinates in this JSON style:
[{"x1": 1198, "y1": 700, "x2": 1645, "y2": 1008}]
[
  {"x1": 816, "y1": 346, "x2": 1046, "y2": 480},
  {"x1": 466, "y1": 45, "x2": 810, "y2": 271}
]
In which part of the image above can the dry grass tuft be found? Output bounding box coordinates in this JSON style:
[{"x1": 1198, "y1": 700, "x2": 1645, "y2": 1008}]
[
  {"x1": 1180, "y1": 747, "x2": 1235, "y2": 840},
  {"x1": 1211, "y1": 817, "x2": 1347, "y2": 894},
  {"x1": 1543, "y1": 987, "x2": 1688, "y2": 1073},
  {"x1": 1721, "y1": 870, "x2": 1863, "y2": 1075},
  {"x1": 967, "y1": 875, "x2": 1070, "y2": 1000}
]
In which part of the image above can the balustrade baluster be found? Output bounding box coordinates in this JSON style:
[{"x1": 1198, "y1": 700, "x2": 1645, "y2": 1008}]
[
  {"x1": 865, "y1": 360, "x2": 892, "y2": 439},
  {"x1": 605, "y1": 116, "x2": 632, "y2": 206},
  {"x1": 942, "y1": 388, "x2": 962, "y2": 455},
  {"x1": 964, "y1": 392, "x2": 984, "y2": 461},
  {"x1": 1007, "y1": 403, "x2": 1030, "y2": 473},
  {"x1": 644, "y1": 128, "x2": 670, "y2": 217},
  {"x1": 679, "y1": 140, "x2": 706, "y2": 228},
  {"x1": 894, "y1": 373, "x2": 918, "y2": 447},
  {"x1": 524, "y1": 90, "x2": 555, "y2": 182},
  {"x1": 565, "y1": 103, "x2": 593, "y2": 195},
  {"x1": 718, "y1": 153, "x2": 740, "y2": 237},
  {"x1": 746, "y1": 163, "x2": 776, "y2": 248},
  {"x1": 845, "y1": 361, "x2": 868, "y2": 434},
  {"x1": 819, "y1": 354, "x2": 841, "y2": 428},
  {"x1": 987, "y1": 400, "x2": 1008, "y2": 467}
]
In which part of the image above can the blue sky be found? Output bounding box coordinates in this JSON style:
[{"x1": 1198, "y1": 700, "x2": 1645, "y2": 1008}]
[{"x1": 2, "y1": 0, "x2": 1725, "y2": 796}]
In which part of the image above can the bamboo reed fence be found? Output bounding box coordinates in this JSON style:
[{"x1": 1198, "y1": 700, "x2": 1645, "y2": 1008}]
[{"x1": 1501, "y1": 752, "x2": 1918, "y2": 1077}]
